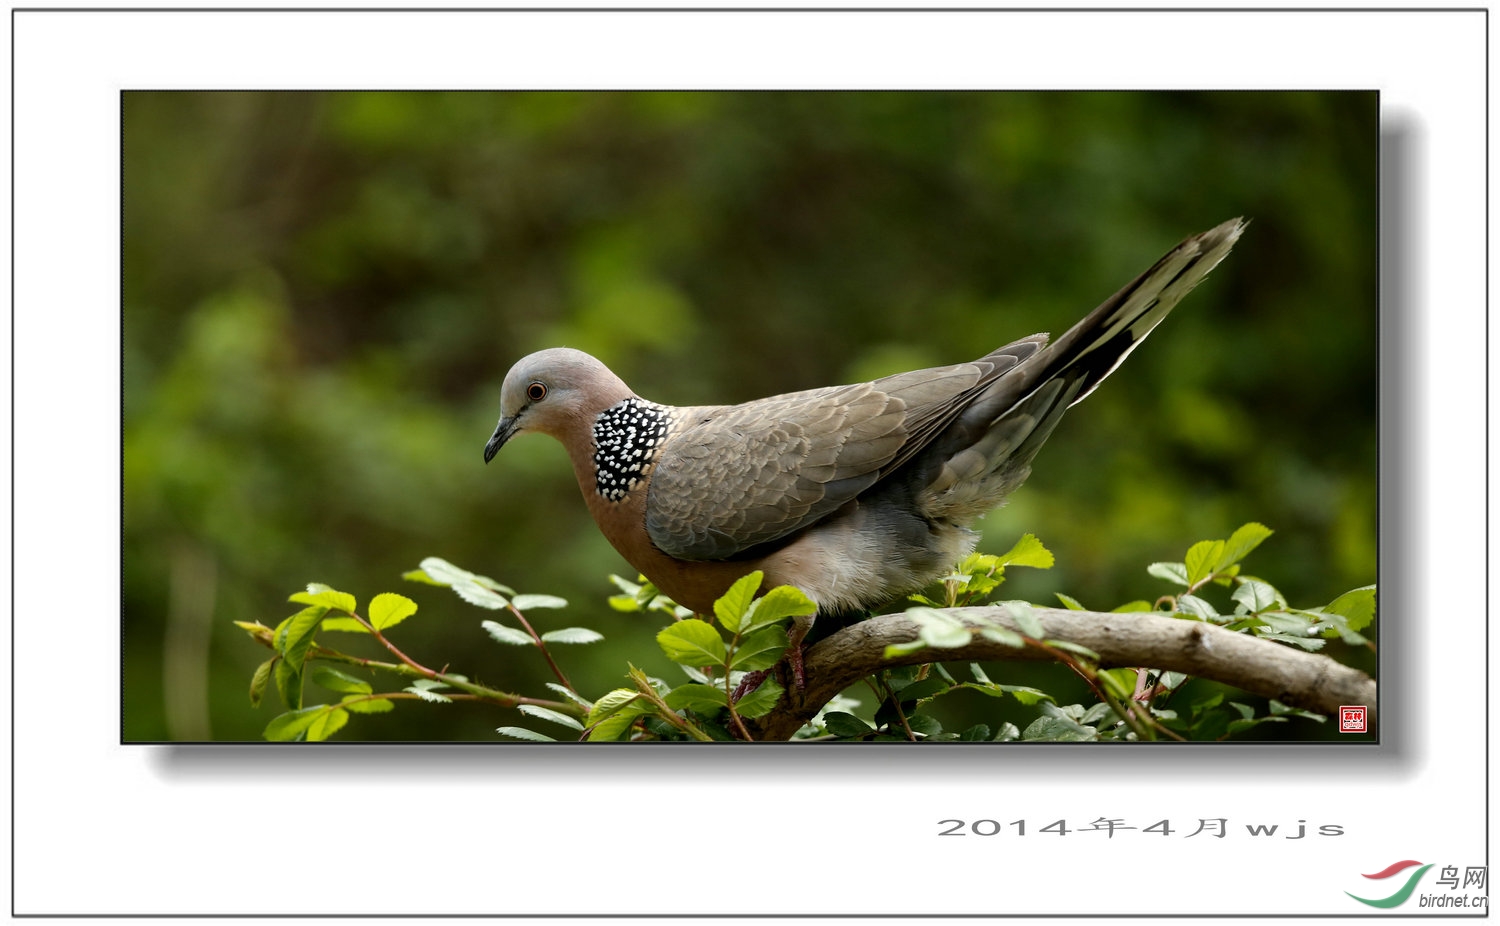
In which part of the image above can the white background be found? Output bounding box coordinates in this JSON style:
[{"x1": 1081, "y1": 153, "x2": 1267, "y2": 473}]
[{"x1": 9, "y1": 6, "x2": 1488, "y2": 920}]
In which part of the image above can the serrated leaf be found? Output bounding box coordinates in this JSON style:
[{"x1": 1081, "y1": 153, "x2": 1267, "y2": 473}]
[
  {"x1": 369, "y1": 593, "x2": 418, "y2": 631},
  {"x1": 540, "y1": 627, "x2": 604, "y2": 645},
  {"x1": 892, "y1": 676, "x2": 948, "y2": 704},
  {"x1": 404, "y1": 685, "x2": 452, "y2": 703},
  {"x1": 713, "y1": 571, "x2": 763, "y2": 632},
  {"x1": 1232, "y1": 578, "x2": 1283, "y2": 614},
  {"x1": 512, "y1": 593, "x2": 568, "y2": 611},
  {"x1": 1215, "y1": 522, "x2": 1274, "y2": 572},
  {"x1": 608, "y1": 574, "x2": 642, "y2": 596},
  {"x1": 740, "y1": 584, "x2": 818, "y2": 633},
  {"x1": 607, "y1": 595, "x2": 641, "y2": 612},
  {"x1": 905, "y1": 714, "x2": 943, "y2": 738},
  {"x1": 1045, "y1": 640, "x2": 1100, "y2": 660},
  {"x1": 1148, "y1": 561, "x2": 1190, "y2": 586},
  {"x1": 342, "y1": 696, "x2": 394, "y2": 714},
  {"x1": 656, "y1": 620, "x2": 728, "y2": 667},
  {"x1": 1012, "y1": 605, "x2": 1045, "y2": 639},
  {"x1": 545, "y1": 682, "x2": 593, "y2": 710},
  {"x1": 734, "y1": 677, "x2": 784, "y2": 719},
  {"x1": 401, "y1": 568, "x2": 446, "y2": 586},
  {"x1": 904, "y1": 607, "x2": 972, "y2": 649},
  {"x1": 482, "y1": 620, "x2": 536, "y2": 646},
  {"x1": 1056, "y1": 592, "x2": 1086, "y2": 611},
  {"x1": 1185, "y1": 540, "x2": 1225, "y2": 586},
  {"x1": 289, "y1": 584, "x2": 356, "y2": 615},
  {"x1": 311, "y1": 666, "x2": 372, "y2": 695},
  {"x1": 306, "y1": 707, "x2": 349, "y2": 742},
  {"x1": 408, "y1": 678, "x2": 450, "y2": 691},
  {"x1": 730, "y1": 625, "x2": 790, "y2": 671},
  {"x1": 264, "y1": 707, "x2": 323, "y2": 741},
  {"x1": 278, "y1": 605, "x2": 327, "y2": 667},
  {"x1": 451, "y1": 581, "x2": 509, "y2": 610},
  {"x1": 497, "y1": 726, "x2": 557, "y2": 742},
  {"x1": 586, "y1": 701, "x2": 652, "y2": 741},
  {"x1": 822, "y1": 711, "x2": 873, "y2": 737},
  {"x1": 998, "y1": 533, "x2": 1054, "y2": 569},
  {"x1": 883, "y1": 639, "x2": 929, "y2": 658},
  {"x1": 518, "y1": 704, "x2": 586, "y2": 731},
  {"x1": 1323, "y1": 585, "x2": 1377, "y2": 632},
  {"x1": 1000, "y1": 684, "x2": 1053, "y2": 706},
  {"x1": 273, "y1": 657, "x2": 302, "y2": 710},
  {"x1": 958, "y1": 724, "x2": 991, "y2": 741},
  {"x1": 249, "y1": 658, "x2": 275, "y2": 708},
  {"x1": 586, "y1": 688, "x2": 642, "y2": 726},
  {"x1": 1176, "y1": 594, "x2": 1220, "y2": 620},
  {"x1": 319, "y1": 616, "x2": 369, "y2": 633},
  {"x1": 664, "y1": 683, "x2": 730, "y2": 713}
]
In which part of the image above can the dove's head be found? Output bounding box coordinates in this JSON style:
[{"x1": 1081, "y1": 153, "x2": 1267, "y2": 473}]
[{"x1": 484, "y1": 348, "x2": 634, "y2": 463}]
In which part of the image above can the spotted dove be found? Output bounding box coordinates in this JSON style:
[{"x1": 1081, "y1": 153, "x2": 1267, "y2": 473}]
[{"x1": 484, "y1": 218, "x2": 1245, "y2": 638}]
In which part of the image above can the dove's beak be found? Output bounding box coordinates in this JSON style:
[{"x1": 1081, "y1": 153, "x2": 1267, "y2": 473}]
[{"x1": 484, "y1": 416, "x2": 519, "y2": 463}]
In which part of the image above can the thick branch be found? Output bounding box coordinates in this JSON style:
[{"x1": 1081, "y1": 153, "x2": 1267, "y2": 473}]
[{"x1": 752, "y1": 606, "x2": 1377, "y2": 741}]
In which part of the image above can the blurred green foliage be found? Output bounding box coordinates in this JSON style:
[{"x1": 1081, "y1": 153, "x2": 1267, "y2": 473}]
[{"x1": 123, "y1": 91, "x2": 1377, "y2": 742}]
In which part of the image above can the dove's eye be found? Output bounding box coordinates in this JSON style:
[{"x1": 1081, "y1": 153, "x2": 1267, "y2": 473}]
[{"x1": 527, "y1": 382, "x2": 548, "y2": 402}]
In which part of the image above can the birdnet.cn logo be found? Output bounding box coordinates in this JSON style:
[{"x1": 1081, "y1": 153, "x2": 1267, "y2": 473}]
[{"x1": 1345, "y1": 860, "x2": 1488, "y2": 909}]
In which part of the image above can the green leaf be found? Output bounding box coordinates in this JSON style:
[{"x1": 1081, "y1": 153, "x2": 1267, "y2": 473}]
[
  {"x1": 607, "y1": 595, "x2": 642, "y2": 612},
  {"x1": 1323, "y1": 585, "x2": 1377, "y2": 632},
  {"x1": 1012, "y1": 605, "x2": 1045, "y2": 640},
  {"x1": 401, "y1": 568, "x2": 446, "y2": 586},
  {"x1": 451, "y1": 581, "x2": 509, "y2": 610},
  {"x1": 1000, "y1": 684, "x2": 1053, "y2": 706},
  {"x1": 730, "y1": 625, "x2": 790, "y2": 671},
  {"x1": 279, "y1": 605, "x2": 327, "y2": 671},
  {"x1": 482, "y1": 620, "x2": 536, "y2": 646},
  {"x1": 1147, "y1": 562, "x2": 1190, "y2": 586},
  {"x1": 998, "y1": 533, "x2": 1055, "y2": 569},
  {"x1": 289, "y1": 584, "x2": 356, "y2": 614},
  {"x1": 823, "y1": 711, "x2": 873, "y2": 738},
  {"x1": 978, "y1": 625, "x2": 1025, "y2": 648},
  {"x1": 1045, "y1": 640, "x2": 1101, "y2": 660},
  {"x1": 248, "y1": 659, "x2": 274, "y2": 708},
  {"x1": 518, "y1": 704, "x2": 585, "y2": 731},
  {"x1": 404, "y1": 684, "x2": 452, "y2": 703},
  {"x1": 540, "y1": 627, "x2": 603, "y2": 645},
  {"x1": 1184, "y1": 540, "x2": 1225, "y2": 586},
  {"x1": 264, "y1": 707, "x2": 324, "y2": 741},
  {"x1": 546, "y1": 682, "x2": 593, "y2": 711},
  {"x1": 342, "y1": 696, "x2": 394, "y2": 714},
  {"x1": 905, "y1": 714, "x2": 944, "y2": 738},
  {"x1": 883, "y1": 640, "x2": 929, "y2": 659},
  {"x1": 1176, "y1": 595, "x2": 1220, "y2": 620},
  {"x1": 907, "y1": 607, "x2": 973, "y2": 648},
  {"x1": 306, "y1": 707, "x2": 349, "y2": 742},
  {"x1": 414, "y1": 557, "x2": 516, "y2": 595},
  {"x1": 497, "y1": 726, "x2": 557, "y2": 742},
  {"x1": 512, "y1": 593, "x2": 568, "y2": 611},
  {"x1": 608, "y1": 574, "x2": 642, "y2": 596},
  {"x1": 892, "y1": 676, "x2": 948, "y2": 704},
  {"x1": 586, "y1": 689, "x2": 643, "y2": 726},
  {"x1": 713, "y1": 571, "x2": 764, "y2": 632},
  {"x1": 587, "y1": 701, "x2": 652, "y2": 741},
  {"x1": 273, "y1": 657, "x2": 303, "y2": 710},
  {"x1": 368, "y1": 593, "x2": 418, "y2": 631},
  {"x1": 1232, "y1": 578, "x2": 1283, "y2": 614},
  {"x1": 958, "y1": 724, "x2": 992, "y2": 741},
  {"x1": 1111, "y1": 600, "x2": 1154, "y2": 613},
  {"x1": 734, "y1": 677, "x2": 784, "y2": 719},
  {"x1": 656, "y1": 620, "x2": 728, "y2": 667},
  {"x1": 1215, "y1": 522, "x2": 1274, "y2": 572},
  {"x1": 1055, "y1": 592, "x2": 1086, "y2": 611},
  {"x1": 311, "y1": 666, "x2": 372, "y2": 695},
  {"x1": 740, "y1": 584, "x2": 818, "y2": 633},
  {"x1": 664, "y1": 683, "x2": 730, "y2": 713},
  {"x1": 319, "y1": 616, "x2": 369, "y2": 633}
]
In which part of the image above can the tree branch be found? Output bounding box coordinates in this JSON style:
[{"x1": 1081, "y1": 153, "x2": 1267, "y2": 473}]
[{"x1": 751, "y1": 606, "x2": 1377, "y2": 741}]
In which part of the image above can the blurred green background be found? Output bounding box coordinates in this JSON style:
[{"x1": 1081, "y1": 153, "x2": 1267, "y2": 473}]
[{"x1": 123, "y1": 91, "x2": 1378, "y2": 742}]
